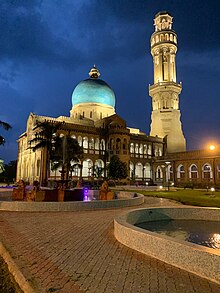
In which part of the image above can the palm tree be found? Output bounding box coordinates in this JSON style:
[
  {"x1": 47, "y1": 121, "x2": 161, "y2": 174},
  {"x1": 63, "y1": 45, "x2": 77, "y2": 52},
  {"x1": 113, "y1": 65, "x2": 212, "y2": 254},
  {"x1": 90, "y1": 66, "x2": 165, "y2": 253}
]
[
  {"x1": 29, "y1": 120, "x2": 62, "y2": 184},
  {"x1": 0, "y1": 120, "x2": 12, "y2": 145},
  {"x1": 51, "y1": 136, "x2": 83, "y2": 180}
]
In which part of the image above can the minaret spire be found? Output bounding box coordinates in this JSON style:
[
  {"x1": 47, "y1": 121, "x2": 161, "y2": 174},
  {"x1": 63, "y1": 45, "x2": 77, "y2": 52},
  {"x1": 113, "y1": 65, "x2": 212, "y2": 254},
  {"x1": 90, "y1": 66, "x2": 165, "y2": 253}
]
[{"x1": 149, "y1": 12, "x2": 186, "y2": 153}]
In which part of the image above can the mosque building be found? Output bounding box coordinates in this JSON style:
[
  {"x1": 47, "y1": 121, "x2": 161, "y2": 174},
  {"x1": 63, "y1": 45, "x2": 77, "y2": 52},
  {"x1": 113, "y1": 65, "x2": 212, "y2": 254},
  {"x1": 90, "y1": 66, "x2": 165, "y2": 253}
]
[{"x1": 16, "y1": 12, "x2": 220, "y2": 187}]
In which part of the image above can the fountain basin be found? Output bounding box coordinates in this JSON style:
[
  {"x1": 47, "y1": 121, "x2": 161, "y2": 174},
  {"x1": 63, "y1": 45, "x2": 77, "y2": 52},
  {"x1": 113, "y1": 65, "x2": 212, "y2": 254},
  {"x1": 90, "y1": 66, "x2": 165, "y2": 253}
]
[
  {"x1": 114, "y1": 207, "x2": 220, "y2": 284},
  {"x1": 0, "y1": 192, "x2": 144, "y2": 212}
]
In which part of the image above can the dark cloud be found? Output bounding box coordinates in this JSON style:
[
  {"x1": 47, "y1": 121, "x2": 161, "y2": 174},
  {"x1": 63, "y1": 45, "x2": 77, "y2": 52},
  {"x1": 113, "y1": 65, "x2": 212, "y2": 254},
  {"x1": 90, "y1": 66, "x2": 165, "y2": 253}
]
[{"x1": 0, "y1": 0, "x2": 220, "y2": 162}]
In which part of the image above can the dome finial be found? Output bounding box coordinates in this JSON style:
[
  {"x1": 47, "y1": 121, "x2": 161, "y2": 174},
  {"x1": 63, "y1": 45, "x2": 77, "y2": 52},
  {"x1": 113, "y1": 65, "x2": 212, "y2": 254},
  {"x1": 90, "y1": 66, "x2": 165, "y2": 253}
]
[{"x1": 89, "y1": 65, "x2": 100, "y2": 79}]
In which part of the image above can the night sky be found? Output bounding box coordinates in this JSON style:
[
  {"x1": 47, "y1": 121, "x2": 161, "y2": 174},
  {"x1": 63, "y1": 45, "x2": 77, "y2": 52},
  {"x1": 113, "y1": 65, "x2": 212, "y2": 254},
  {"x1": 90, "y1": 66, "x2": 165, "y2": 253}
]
[{"x1": 0, "y1": 0, "x2": 220, "y2": 163}]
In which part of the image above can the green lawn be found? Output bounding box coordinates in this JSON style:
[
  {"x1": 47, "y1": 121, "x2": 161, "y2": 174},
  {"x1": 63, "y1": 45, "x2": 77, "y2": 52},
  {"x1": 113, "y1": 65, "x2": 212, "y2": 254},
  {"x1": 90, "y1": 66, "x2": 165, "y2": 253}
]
[{"x1": 130, "y1": 189, "x2": 220, "y2": 208}]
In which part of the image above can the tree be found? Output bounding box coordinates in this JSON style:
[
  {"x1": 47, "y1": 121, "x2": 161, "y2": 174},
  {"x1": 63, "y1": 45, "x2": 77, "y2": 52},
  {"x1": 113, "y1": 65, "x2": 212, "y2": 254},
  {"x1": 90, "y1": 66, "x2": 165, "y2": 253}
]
[
  {"x1": 0, "y1": 160, "x2": 17, "y2": 183},
  {"x1": 51, "y1": 136, "x2": 83, "y2": 180},
  {"x1": 107, "y1": 155, "x2": 127, "y2": 180},
  {"x1": 29, "y1": 120, "x2": 62, "y2": 183},
  {"x1": 0, "y1": 120, "x2": 12, "y2": 145}
]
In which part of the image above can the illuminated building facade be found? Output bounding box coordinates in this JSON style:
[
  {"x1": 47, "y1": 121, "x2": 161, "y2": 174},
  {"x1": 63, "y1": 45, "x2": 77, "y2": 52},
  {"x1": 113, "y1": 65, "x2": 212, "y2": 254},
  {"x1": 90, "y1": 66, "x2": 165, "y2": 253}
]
[{"x1": 16, "y1": 12, "x2": 220, "y2": 187}]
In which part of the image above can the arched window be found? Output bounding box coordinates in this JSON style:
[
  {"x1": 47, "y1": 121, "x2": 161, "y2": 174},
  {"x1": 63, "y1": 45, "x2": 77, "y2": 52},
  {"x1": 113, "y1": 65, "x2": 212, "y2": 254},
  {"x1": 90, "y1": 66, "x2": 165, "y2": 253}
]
[
  {"x1": 144, "y1": 163, "x2": 151, "y2": 178},
  {"x1": 147, "y1": 145, "x2": 152, "y2": 155},
  {"x1": 89, "y1": 138, "x2": 94, "y2": 149},
  {"x1": 130, "y1": 143, "x2": 134, "y2": 154},
  {"x1": 143, "y1": 144, "x2": 147, "y2": 155},
  {"x1": 139, "y1": 144, "x2": 143, "y2": 154},
  {"x1": 177, "y1": 165, "x2": 185, "y2": 179},
  {"x1": 168, "y1": 165, "x2": 173, "y2": 181},
  {"x1": 156, "y1": 166, "x2": 162, "y2": 179},
  {"x1": 135, "y1": 162, "x2": 143, "y2": 178},
  {"x1": 94, "y1": 159, "x2": 104, "y2": 177},
  {"x1": 203, "y1": 164, "x2": 212, "y2": 179},
  {"x1": 71, "y1": 135, "x2": 76, "y2": 140},
  {"x1": 83, "y1": 137, "x2": 88, "y2": 149},
  {"x1": 116, "y1": 138, "x2": 121, "y2": 150},
  {"x1": 100, "y1": 139, "x2": 105, "y2": 150},
  {"x1": 189, "y1": 164, "x2": 198, "y2": 179},
  {"x1": 70, "y1": 160, "x2": 81, "y2": 177},
  {"x1": 82, "y1": 159, "x2": 93, "y2": 177},
  {"x1": 78, "y1": 136, "x2": 82, "y2": 147},
  {"x1": 158, "y1": 147, "x2": 163, "y2": 156},
  {"x1": 130, "y1": 161, "x2": 134, "y2": 179},
  {"x1": 95, "y1": 138, "x2": 99, "y2": 150},
  {"x1": 154, "y1": 146, "x2": 159, "y2": 156},
  {"x1": 135, "y1": 144, "x2": 139, "y2": 154}
]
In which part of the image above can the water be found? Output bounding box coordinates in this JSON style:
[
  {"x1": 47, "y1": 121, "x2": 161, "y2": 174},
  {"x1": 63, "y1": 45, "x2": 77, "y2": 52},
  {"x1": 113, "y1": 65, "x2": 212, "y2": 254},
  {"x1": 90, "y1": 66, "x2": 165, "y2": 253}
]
[{"x1": 135, "y1": 219, "x2": 220, "y2": 249}]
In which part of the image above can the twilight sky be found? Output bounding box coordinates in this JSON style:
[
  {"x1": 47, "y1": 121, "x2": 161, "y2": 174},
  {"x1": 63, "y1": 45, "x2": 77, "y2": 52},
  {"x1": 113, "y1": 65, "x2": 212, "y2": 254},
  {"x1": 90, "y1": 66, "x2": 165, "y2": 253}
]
[{"x1": 0, "y1": 0, "x2": 220, "y2": 163}]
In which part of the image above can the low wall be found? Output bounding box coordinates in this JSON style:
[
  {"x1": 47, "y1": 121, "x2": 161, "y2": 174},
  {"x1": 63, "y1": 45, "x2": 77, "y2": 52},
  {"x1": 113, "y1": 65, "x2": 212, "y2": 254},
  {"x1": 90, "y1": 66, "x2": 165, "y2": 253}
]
[
  {"x1": 0, "y1": 193, "x2": 144, "y2": 212},
  {"x1": 114, "y1": 207, "x2": 220, "y2": 284}
]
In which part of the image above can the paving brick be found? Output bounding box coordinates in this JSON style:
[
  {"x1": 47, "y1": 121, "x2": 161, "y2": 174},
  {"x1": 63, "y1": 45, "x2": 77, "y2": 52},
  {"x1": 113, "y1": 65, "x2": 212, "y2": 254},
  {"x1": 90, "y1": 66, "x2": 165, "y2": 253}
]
[{"x1": 0, "y1": 197, "x2": 219, "y2": 293}]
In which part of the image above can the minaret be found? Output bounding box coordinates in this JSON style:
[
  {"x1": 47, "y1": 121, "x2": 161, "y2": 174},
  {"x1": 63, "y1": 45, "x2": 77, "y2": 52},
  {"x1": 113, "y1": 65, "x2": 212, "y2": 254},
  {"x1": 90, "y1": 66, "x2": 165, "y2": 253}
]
[{"x1": 149, "y1": 11, "x2": 186, "y2": 153}]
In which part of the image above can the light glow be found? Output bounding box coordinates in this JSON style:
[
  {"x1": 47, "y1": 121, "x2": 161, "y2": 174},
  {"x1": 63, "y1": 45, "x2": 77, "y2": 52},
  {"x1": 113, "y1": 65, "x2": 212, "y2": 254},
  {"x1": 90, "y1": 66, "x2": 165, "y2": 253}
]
[{"x1": 209, "y1": 145, "x2": 216, "y2": 151}]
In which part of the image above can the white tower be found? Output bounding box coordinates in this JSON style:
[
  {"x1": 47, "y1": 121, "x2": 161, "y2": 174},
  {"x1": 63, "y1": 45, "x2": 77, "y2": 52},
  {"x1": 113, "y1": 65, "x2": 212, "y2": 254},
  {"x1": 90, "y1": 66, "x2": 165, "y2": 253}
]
[{"x1": 149, "y1": 12, "x2": 186, "y2": 153}]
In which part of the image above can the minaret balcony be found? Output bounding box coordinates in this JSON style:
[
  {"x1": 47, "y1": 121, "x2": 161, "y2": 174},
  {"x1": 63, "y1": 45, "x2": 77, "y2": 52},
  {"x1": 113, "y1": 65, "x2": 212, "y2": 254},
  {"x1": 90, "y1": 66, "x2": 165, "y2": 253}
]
[{"x1": 149, "y1": 81, "x2": 182, "y2": 94}]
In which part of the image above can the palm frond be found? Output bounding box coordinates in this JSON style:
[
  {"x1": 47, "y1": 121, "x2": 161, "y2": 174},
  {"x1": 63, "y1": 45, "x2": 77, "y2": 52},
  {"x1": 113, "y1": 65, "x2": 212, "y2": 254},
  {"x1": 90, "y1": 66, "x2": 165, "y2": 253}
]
[{"x1": 0, "y1": 121, "x2": 12, "y2": 130}]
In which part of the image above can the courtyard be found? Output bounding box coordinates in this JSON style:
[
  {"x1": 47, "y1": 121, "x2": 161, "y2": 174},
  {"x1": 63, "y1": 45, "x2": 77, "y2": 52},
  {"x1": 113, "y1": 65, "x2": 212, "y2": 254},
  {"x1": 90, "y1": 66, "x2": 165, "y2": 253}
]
[{"x1": 0, "y1": 189, "x2": 220, "y2": 293}]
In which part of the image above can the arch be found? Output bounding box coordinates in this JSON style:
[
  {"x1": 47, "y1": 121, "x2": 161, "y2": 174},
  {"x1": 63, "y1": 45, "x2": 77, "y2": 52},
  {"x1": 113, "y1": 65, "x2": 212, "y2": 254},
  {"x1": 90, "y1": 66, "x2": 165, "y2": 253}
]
[
  {"x1": 156, "y1": 166, "x2": 162, "y2": 179},
  {"x1": 174, "y1": 35, "x2": 177, "y2": 43},
  {"x1": 189, "y1": 164, "x2": 198, "y2": 179},
  {"x1": 123, "y1": 138, "x2": 127, "y2": 150},
  {"x1": 156, "y1": 35, "x2": 159, "y2": 43},
  {"x1": 170, "y1": 34, "x2": 173, "y2": 42},
  {"x1": 89, "y1": 137, "x2": 94, "y2": 149},
  {"x1": 177, "y1": 164, "x2": 185, "y2": 179},
  {"x1": 71, "y1": 134, "x2": 76, "y2": 139},
  {"x1": 143, "y1": 144, "x2": 147, "y2": 155},
  {"x1": 154, "y1": 145, "x2": 159, "y2": 156},
  {"x1": 94, "y1": 159, "x2": 104, "y2": 177},
  {"x1": 83, "y1": 137, "x2": 88, "y2": 149},
  {"x1": 95, "y1": 138, "x2": 99, "y2": 150},
  {"x1": 135, "y1": 143, "x2": 139, "y2": 154},
  {"x1": 160, "y1": 34, "x2": 164, "y2": 41},
  {"x1": 78, "y1": 136, "x2": 82, "y2": 147},
  {"x1": 202, "y1": 163, "x2": 212, "y2": 179},
  {"x1": 139, "y1": 144, "x2": 143, "y2": 154},
  {"x1": 130, "y1": 161, "x2": 134, "y2": 178},
  {"x1": 116, "y1": 138, "x2": 121, "y2": 150},
  {"x1": 158, "y1": 146, "x2": 163, "y2": 156},
  {"x1": 148, "y1": 145, "x2": 152, "y2": 155},
  {"x1": 135, "y1": 162, "x2": 143, "y2": 178},
  {"x1": 130, "y1": 143, "x2": 134, "y2": 154},
  {"x1": 144, "y1": 163, "x2": 151, "y2": 178},
  {"x1": 70, "y1": 160, "x2": 81, "y2": 177},
  {"x1": 100, "y1": 139, "x2": 105, "y2": 150},
  {"x1": 167, "y1": 165, "x2": 173, "y2": 181},
  {"x1": 82, "y1": 159, "x2": 93, "y2": 177},
  {"x1": 165, "y1": 33, "x2": 169, "y2": 41},
  {"x1": 110, "y1": 138, "x2": 114, "y2": 150}
]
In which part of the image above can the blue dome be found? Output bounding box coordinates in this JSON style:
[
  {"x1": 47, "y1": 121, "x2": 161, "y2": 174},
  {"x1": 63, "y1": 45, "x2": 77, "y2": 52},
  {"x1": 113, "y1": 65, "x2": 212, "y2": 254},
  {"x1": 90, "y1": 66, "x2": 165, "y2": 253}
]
[{"x1": 72, "y1": 78, "x2": 115, "y2": 108}]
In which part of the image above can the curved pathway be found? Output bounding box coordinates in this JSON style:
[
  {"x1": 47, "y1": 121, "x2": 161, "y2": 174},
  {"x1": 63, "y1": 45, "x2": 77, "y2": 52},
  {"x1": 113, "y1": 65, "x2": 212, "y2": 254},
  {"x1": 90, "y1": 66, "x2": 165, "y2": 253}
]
[{"x1": 0, "y1": 194, "x2": 219, "y2": 292}]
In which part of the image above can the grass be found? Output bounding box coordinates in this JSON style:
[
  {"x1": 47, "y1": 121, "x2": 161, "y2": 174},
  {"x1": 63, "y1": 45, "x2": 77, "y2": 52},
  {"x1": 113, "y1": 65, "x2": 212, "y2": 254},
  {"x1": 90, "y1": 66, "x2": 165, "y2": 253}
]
[{"x1": 128, "y1": 189, "x2": 220, "y2": 208}]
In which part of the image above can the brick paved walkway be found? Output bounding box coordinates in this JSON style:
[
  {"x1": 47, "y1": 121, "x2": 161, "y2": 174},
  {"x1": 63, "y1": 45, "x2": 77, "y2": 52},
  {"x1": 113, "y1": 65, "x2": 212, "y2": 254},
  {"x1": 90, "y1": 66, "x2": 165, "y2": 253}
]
[{"x1": 0, "y1": 196, "x2": 219, "y2": 293}]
